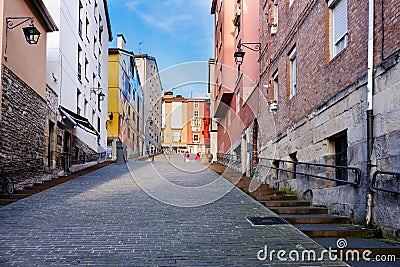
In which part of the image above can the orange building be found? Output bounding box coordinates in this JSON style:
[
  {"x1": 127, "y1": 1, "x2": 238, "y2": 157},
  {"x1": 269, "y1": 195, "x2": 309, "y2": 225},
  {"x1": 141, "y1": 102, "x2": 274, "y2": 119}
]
[{"x1": 161, "y1": 92, "x2": 210, "y2": 155}]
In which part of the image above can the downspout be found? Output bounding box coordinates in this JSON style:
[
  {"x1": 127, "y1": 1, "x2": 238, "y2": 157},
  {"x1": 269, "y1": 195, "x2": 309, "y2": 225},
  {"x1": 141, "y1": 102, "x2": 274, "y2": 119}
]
[{"x1": 366, "y1": 0, "x2": 374, "y2": 227}]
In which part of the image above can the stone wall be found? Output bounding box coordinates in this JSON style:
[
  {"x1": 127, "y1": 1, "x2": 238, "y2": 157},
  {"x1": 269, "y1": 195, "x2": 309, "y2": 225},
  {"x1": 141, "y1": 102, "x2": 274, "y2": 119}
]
[
  {"x1": 0, "y1": 67, "x2": 48, "y2": 189},
  {"x1": 369, "y1": 51, "x2": 400, "y2": 240},
  {"x1": 257, "y1": 77, "x2": 369, "y2": 223},
  {"x1": 256, "y1": 50, "x2": 400, "y2": 239}
]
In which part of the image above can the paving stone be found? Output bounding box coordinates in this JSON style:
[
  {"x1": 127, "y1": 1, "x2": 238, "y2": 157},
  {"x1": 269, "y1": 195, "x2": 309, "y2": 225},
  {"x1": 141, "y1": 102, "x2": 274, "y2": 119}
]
[{"x1": 0, "y1": 156, "x2": 349, "y2": 266}]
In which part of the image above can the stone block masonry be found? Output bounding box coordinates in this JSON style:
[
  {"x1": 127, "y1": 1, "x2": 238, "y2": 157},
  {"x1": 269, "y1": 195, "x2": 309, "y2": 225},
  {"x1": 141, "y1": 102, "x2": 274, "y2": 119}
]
[{"x1": 0, "y1": 67, "x2": 48, "y2": 188}]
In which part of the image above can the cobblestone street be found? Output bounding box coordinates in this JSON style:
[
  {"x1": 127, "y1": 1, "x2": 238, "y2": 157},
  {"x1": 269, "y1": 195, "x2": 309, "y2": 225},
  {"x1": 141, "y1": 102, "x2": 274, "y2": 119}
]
[{"x1": 0, "y1": 155, "x2": 347, "y2": 266}]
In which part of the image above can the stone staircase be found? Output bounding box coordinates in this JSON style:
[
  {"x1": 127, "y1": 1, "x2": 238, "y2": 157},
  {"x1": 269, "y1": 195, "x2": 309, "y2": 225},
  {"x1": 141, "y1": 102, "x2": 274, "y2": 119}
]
[
  {"x1": 0, "y1": 161, "x2": 113, "y2": 206},
  {"x1": 209, "y1": 163, "x2": 400, "y2": 263}
]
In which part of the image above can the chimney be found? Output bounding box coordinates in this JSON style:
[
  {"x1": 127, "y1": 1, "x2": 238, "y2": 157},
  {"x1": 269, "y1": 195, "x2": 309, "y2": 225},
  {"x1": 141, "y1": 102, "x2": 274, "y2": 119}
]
[{"x1": 117, "y1": 34, "x2": 126, "y2": 50}]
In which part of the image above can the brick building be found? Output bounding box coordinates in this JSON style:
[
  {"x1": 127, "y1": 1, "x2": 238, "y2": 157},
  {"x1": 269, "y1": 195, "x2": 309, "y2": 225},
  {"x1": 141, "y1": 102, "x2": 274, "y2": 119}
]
[
  {"x1": 210, "y1": 0, "x2": 260, "y2": 174},
  {"x1": 161, "y1": 93, "x2": 211, "y2": 157},
  {"x1": 257, "y1": 0, "x2": 400, "y2": 239}
]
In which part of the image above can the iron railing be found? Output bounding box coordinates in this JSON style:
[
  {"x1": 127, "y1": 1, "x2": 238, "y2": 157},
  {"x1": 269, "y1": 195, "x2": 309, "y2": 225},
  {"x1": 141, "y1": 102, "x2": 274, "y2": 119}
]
[
  {"x1": 371, "y1": 170, "x2": 400, "y2": 195},
  {"x1": 217, "y1": 153, "x2": 241, "y2": 172},
  {"x1": 71, "y1": 152, "x2": 106, "y2": 165},
  {"x1": 257, "y1": 157, "x2": 361, "y2": 187}
]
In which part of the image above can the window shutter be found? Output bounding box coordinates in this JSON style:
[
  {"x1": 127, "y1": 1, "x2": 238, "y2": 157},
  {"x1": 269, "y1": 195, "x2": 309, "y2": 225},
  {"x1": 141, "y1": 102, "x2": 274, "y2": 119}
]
[
  {"x1": 270, "y1": 78, "x2": 275, "y2": 101},
  {"x1": 286, "y1": 58, "x2": 290, "y2": 99},
  {"x1": 333, "y1": 0, "x2": 347, "y2": 44}
]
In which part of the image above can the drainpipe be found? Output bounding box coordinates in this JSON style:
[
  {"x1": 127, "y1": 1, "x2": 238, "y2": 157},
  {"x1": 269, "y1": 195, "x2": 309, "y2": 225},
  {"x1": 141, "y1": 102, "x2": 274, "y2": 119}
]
[{"x1": 366, "y1": 0, "x2": 374, "y2": 227}]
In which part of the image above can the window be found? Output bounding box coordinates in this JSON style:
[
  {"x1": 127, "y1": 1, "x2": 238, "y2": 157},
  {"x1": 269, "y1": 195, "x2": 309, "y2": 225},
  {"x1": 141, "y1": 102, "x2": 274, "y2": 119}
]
[
  {"x1": 99, "y1": 16, "x2": 103, "y2": 44},
  {"x1": 288, "y1": 46, "x2": 297, "y2": 98},
  {"x1": 194, "y1": 110, "x2": 199, "y2": 118},
  {"x1": 85, "y1": 58, "x2": 89, "y2": 81},
  {"x1": 328, "y1": 131, "x2": 348, "y2": 182},
  {"x1": 272, "y1": 70, "x2": 279, "y2": 104},
  {"x1": 173, "y1": 132, "x2": 180, "y2": 142},
  {"x1": 194, "y1": 101, "x2": 199, "y2": 108},
  {"x1": 97, "y1": 82, "x2": 101, "y2": 111},
  {"x1": 84, "y1": 99, "x2": 88, "y2": 118},
  {"x1": 78, "y1": 1, "x2": 83, "y2": 38},
  {"x1": 86, "y1": 18, "x2": 90, "y2": 40},
  {"x1": 77, "y1": 90, "x2": 81, "y2": 115},
  {"x1": 98, "y1": 50, "x2": 102, "y2": 77},
  {"x1": 329, "y1": 0, "x2": 348, "y2": 57},
  {"x1": 92, "y1": 111, "x2": 95, "y2": 125},
  {"x1": 193, "y1": 134, "x2": 199, "y2": 143},
  {"x1": 93, "y1": 36, "x2": 97, "y2": 57},
  {"x1": 273, "y1": 0, "x2": 278, "y2": 26},
  {"x1": 97, "y1": 117, "x2": 101, "y2": 133},
  {"x1": 77, "y1": 45, "x2": 82, "y2": 81}
]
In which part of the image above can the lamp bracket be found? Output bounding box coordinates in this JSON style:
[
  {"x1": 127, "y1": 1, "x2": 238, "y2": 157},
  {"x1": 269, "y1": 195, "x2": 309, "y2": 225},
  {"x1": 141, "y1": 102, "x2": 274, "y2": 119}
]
[
  {"x1": 237, "y1": 42, "x2": 261, "y2": 52},
  {"x1": 90, "y1": 87, "x2": 103, "y2": 93},
  {"x1": 6, "y1": 17, "x2": 34, "y2": 30}
]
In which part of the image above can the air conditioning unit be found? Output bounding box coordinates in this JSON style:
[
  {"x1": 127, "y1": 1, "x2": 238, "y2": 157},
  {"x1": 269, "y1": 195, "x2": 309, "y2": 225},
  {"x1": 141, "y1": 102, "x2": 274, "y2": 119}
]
[
  {"x1": 270, "y1": 101, "x2": 278, "y2": 112},
  {"x1": 270, "y1": 24, "x2": 278, "y2": 35}
]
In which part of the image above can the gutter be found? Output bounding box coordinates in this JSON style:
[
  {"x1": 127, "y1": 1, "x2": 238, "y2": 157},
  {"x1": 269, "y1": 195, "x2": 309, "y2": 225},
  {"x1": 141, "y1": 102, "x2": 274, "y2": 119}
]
[{"x1": 366, "y1": 0, "x2": 374, "y2": 227}]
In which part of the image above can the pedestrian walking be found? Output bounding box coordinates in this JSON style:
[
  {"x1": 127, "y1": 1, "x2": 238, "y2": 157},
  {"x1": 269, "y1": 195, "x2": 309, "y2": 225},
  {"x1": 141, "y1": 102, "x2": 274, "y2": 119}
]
[
  {"x1": 207, "y1": 152, "x2": 213, "y2": 163},
  {"x1": 185, "y1": 151, "x2": 190, "y2": 162},
  {"x1": 195, "y1": 153, "x2": 201, "y2": 162}
]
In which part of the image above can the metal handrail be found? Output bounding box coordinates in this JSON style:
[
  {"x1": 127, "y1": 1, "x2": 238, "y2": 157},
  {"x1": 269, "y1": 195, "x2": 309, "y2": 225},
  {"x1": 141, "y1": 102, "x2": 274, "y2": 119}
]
[
  {"x1": 257, "y1": 157, "x2": 361, "y2": 187},
  {"x1": 217, "y1": 153, "x2": 241, "y2": 171},
  {"x1": 371, "y1": 170, "x2": 400, "y2": 195}
]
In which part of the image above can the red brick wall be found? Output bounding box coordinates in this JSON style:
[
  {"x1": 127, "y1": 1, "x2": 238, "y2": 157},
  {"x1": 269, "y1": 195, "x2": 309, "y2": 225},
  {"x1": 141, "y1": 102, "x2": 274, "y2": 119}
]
[
  {"x1": 374, "y1": 0, "x2": 400, "y2": 63},
  {"x1": 259, "y1": 0, "x2": 371, "y2": 136}
]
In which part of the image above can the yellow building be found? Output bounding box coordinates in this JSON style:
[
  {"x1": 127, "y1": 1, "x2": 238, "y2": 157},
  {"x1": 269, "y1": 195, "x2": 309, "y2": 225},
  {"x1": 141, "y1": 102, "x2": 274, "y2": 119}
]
[{"x1": 107, "y1": 35, "x2": 144, "y2": 161}]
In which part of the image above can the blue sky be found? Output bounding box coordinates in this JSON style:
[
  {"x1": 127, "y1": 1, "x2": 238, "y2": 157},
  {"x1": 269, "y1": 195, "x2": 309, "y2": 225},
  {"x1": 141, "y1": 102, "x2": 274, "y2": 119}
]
[{"x1": 107, "y1": 0, "x2": 214, "y2": 98}]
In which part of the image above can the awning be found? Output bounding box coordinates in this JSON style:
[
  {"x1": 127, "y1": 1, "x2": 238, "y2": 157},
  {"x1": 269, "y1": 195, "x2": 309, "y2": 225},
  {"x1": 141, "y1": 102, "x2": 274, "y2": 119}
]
[{"x1": 59, "y1": 106, "x2": 98, "y2": 136}]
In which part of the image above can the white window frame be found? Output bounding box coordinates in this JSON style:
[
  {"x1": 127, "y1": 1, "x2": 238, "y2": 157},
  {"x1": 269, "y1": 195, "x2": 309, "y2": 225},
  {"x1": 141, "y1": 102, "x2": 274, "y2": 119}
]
[
  {"x1": 173, "y1": 131, "x2": 180, "y2": 142},
  {"x1": 193, "y1": 134, "x2": 199, "y2": 143},
  {"x1": 194, "y1": 101, "x2": 199, "y2": 108},
  {"x1": 329, "y1": 0, "x2": 348, "y2": 58},
  {"x1": 194, "y1": 110, "x2": 199, "y2": 118},
  {"x1": 273, "y1": 70, "x2": 279, "y2": 103},
  {"x1": 273, "y1": 0, "x2": 278, "y2": 26},
  {"x1": 289, "y1": 47, "x2": 297, "y2": 98}
]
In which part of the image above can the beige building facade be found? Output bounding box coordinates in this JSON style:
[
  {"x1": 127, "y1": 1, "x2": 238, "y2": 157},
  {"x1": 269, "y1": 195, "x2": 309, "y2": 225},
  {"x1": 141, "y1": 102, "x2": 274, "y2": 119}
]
[{"x1": 0, "y1": 0, "x2": 58, "y2": 189}]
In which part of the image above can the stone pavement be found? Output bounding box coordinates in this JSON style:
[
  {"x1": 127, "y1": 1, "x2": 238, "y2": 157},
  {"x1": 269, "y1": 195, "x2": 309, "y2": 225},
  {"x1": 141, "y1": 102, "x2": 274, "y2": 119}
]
[{"x1": 0, "y1": 154, "x2": 348, "y2": 266}]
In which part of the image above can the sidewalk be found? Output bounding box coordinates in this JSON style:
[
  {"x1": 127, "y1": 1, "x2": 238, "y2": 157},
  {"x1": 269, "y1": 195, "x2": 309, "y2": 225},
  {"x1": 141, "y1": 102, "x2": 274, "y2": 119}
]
[{"x1": 0, "y1": 154, "x2": 348, "y2": 266}]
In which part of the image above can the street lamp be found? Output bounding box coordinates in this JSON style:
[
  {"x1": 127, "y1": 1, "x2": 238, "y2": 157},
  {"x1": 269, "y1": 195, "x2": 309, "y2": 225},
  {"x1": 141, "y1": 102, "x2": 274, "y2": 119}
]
[
  {"x1": 91, "y1": 88, "x2": 106, "y2": 101},
  {"x1": 5, "y1": 17, "x2": 41, "y2": 54},
  {"x1": 234, "y1": 42, "x2": 261, "y2": 66}
]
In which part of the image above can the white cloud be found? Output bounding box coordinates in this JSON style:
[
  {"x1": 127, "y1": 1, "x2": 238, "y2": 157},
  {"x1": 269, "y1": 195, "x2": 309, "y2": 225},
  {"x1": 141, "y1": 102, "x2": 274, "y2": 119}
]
[{"x1": 125, "y1": 0, "x2": 207, "y2": 32}]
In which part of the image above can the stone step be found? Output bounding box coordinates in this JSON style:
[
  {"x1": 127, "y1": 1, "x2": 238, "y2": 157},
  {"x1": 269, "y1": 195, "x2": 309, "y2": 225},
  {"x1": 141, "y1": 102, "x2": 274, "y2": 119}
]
[
  {"x1": 261, "y1": 200, "x2": 311, "y2": 207},
  {"x1": 269, "y1": 206, "x2": 328, "y2": 215},
  {"x1": 254, "y1": 194, "x2": 298, "y2": 201},
  {"x1": 282, "y1": 214, "x2": 351, "y2": 224},
  {"x1": 296, "y1": 224, "x2": 381, "y2": 238},
  {"x1": 248, "y1": 186, "x2": 277, "y2": 194}
]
